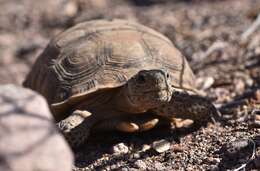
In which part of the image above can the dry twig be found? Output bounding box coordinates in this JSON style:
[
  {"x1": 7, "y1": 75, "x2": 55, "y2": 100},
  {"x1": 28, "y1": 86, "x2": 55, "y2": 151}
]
[{"x1": 241, "y1": 13, "x2": 260, "y2": 43}]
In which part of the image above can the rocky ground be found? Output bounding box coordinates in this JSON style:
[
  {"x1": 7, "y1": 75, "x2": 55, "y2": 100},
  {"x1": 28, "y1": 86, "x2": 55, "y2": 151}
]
[{"x1": 0, "y1": 0, "x2": 260, "y2": 170}]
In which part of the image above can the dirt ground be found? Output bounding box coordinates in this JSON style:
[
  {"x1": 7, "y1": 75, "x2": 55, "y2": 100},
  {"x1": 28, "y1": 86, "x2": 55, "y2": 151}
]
[{"x1": 1, "y1": 0, "x2": 260, "y2": 170}]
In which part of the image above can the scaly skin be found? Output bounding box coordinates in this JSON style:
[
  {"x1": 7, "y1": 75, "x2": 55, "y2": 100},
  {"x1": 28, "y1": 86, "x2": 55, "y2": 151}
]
[{"x1": 153, "y1": 91, "x2": 221, "y2": 124}]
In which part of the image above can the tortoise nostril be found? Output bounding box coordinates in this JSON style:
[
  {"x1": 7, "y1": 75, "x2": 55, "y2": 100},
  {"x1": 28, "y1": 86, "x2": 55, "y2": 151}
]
[
  {"x1": 137, "y1": 75, "x2": 146, "y2": 84},
  {"x1": 166, "y1": 73, "x2": 170, "y2": 78}
]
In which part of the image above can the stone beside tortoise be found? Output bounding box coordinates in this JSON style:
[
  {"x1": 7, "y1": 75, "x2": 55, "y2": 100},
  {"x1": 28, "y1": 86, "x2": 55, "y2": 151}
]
[{"x1": 23, "y1": 19, "x2": 220, "y2": 147}]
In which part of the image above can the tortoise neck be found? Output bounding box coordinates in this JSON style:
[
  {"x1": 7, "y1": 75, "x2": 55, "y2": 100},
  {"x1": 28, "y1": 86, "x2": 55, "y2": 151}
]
[{"x1": 112, "y1": 86, "x2": 147, "y2": 114}]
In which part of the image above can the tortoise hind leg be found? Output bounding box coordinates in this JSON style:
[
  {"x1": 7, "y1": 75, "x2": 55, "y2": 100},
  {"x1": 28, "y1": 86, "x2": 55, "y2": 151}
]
[{"x1": 57, "y1": 110, "x2": 94, "y2": 147}]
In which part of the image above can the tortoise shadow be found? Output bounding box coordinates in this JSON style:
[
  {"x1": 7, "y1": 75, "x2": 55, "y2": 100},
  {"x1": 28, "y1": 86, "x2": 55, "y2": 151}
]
[{"x1": 73, "y1": 123, "x2": 206, "y2": 169}]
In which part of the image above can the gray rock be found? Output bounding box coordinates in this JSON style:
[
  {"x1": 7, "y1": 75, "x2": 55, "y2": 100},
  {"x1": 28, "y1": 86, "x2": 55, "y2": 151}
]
[
  {"x1": 133, "y1": 160, "x2": 147, "y2": 170},
  {"x1": 111, "y1": 143, "x2": 129, "y2": 155},
  {"x1": 152, "y1": 139, "x2": 171, "y2": 153},
  {"x1": 0, "y1": 84, "x2": 74, "y2": 171},
  {"x1": 141, "y1": 144, "x2": 151, "y2": 152}
]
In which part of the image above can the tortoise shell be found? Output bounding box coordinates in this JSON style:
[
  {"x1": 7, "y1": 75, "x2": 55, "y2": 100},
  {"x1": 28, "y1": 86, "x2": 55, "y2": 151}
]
[{"x1": 23, "y1": 19, "x2": 196, "y2": 119}]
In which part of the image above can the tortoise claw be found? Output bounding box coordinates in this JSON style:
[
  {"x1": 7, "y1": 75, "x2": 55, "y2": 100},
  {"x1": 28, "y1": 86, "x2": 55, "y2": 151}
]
[
  {"x1": 139, "y1": 118, "x2": 159, "y2": 131},
  {"x1": 116, "y1": 122, "x2": 139, "y2": 132},
  {"x1": 171, "y1": 118, "x2": 194, "y2": 128}
]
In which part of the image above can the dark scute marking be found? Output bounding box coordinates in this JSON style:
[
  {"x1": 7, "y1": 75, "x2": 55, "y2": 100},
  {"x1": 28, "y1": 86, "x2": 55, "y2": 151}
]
[
  {"x1": 55, "y1": 52, "x2": 100, "y2": 85},
  {"x1": 72, "y1": 79, "x2": 97, "y2": 95},
  {"x1": 101, "y1": 68, "x2": 128, "y2": 84},
  {"x1": 122, "y1": 60, "x2": 142, "y2": 69},
  {"x1": 55, "y1": 31, "x2": 103, "y2": 77},
  {"x1": 140, "y1": 37, "x2": 155, "y2": 62},
  {"x1": 140, "y1": 35, "x2": 182, "y2": 72},
  {"x1": 96, "y1": 43, "x2": 113, "y2": 67}
]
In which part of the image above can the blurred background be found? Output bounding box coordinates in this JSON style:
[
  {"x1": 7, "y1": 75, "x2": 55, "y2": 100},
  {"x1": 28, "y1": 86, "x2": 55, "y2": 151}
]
[{"x1": 0, "y1": 0, "x2": 259, "y2": 87}]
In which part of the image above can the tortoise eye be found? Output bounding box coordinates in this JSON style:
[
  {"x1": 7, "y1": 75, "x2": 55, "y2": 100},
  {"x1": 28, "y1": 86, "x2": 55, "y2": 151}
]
[{"x1": 137, "y1": 75, "x2": 146, "y2": 84}]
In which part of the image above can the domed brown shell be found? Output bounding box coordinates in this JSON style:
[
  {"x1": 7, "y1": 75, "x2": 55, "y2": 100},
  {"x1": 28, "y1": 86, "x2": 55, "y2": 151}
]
[{"x1": 23, "y1": 19, "x2": 196, "y2": 118}]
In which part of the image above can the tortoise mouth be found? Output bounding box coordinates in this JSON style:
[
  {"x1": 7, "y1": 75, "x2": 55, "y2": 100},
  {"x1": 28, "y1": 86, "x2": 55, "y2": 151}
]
[
  {"x1": 128, "y1": 89, "x2": 172, "y2": 108},
  {"x1": 132, "y1": 88, "x2": 169, "y2": 96}
]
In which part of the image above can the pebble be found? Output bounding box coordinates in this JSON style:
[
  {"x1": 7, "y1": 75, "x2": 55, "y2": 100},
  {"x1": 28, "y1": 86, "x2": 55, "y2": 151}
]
[
  {"x1": 133, "y1": 153, "x2": 140, "y2": 159},
  {"x1": 110, "y1": 164, "x2": 117, "y2": 170},
  {"x1": 152, "y1": 139, "x2": 171, "y2": 153},
  {"x1": 134, "y1": 160, "x2": 147, "y2": 170},
  {"x1": 111, "y1": 143, "x2": 129, "y2": 155},
  {"x1": 141, "y1": 144, "x2": 151, "y2": 152}
]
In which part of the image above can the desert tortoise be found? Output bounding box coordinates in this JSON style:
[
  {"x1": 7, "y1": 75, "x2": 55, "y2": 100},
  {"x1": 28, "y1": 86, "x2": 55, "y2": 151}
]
[{"x1": 23, "y1": 19, "x2": 219, "y2": 147}]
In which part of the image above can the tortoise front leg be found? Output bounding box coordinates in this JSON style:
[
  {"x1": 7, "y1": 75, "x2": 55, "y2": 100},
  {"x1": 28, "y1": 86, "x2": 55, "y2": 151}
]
[
  {"x1": 57, "y1": 110, "x2": 95, "y2": 147},
  {"x1": 153, "y1": 91, "x2": 221, "y2": 125}
]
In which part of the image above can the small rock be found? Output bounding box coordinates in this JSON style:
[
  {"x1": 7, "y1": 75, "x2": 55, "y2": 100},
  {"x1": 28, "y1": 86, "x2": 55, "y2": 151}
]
[
  {"x1": 111, "y1": 143, "x2": 129, "y2": 155},
  {"x1": 110, "y1": 164, "x2": 117, "y2": 170},
  {"x1": 141, "y1": 144, "x2": 151, "y2": 152},
  {"x1": 152, "y1": 139, "x2": 171, "y2": 153},
  {"x1": 133, "y1": 153, "x2": 140, "y2": 159},
  {"x1": 133, "y1": 160, "x2": 147, "y2": 170},
  {"x1": 0, "y1": 84, "x2": 73, "y2": 171}
]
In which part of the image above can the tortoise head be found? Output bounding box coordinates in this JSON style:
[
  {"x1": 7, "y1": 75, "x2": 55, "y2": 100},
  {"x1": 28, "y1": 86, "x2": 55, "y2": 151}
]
[{"x1": 124, "y1": 69, "x2": 173, "y2": 112}]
